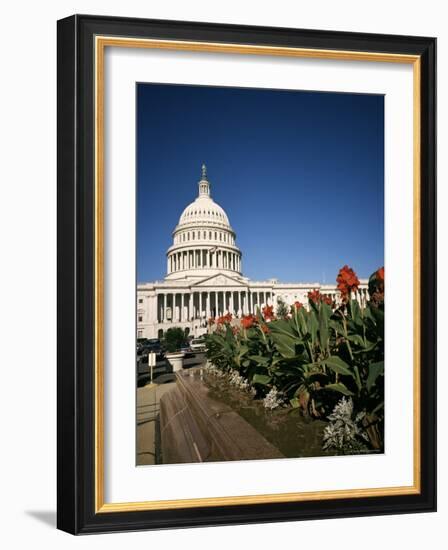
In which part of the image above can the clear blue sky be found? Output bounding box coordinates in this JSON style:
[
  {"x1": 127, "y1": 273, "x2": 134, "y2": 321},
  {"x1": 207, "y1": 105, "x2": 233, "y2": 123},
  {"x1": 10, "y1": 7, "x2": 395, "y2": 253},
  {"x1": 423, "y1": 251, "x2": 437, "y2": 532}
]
[{"x1": 137, "y1": 83, "x2": 384, "y2": 284}]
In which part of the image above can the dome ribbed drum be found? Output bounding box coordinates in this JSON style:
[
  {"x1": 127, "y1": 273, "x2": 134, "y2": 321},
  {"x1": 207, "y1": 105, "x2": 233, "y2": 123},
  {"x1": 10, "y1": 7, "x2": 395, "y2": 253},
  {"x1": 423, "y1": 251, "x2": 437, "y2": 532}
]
[{"x1": 165, "y1": 165, "x2": 242, "y2": 280}]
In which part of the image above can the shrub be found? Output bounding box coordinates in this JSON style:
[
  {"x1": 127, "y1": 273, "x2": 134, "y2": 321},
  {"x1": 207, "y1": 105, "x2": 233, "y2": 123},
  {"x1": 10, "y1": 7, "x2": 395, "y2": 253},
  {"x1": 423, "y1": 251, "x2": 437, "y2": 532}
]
[
  {"x1": 163, "y1": 327, "x2": 186, "y2": 353},
  {"x1": 205, "y1": 265, "x2": 385, "y2": 451}
]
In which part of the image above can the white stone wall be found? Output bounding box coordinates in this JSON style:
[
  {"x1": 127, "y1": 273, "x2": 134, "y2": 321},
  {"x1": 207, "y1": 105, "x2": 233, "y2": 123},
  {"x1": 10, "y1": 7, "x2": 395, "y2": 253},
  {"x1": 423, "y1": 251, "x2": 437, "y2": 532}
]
[{"x1": 136, "y1": 278, "x2": 369, "y2": 339}]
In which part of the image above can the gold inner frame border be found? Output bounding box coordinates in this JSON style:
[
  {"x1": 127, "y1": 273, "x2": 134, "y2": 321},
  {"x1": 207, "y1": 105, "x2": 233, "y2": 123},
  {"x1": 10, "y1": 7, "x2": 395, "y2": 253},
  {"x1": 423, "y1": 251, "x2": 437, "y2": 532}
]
[{"x1": 94, "y1": 36, "x2": 421, "y2": 513}]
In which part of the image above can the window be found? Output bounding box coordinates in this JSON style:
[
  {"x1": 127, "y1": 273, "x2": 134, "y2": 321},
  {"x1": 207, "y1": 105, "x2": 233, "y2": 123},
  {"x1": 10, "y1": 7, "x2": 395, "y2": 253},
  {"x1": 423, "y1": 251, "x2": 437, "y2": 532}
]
[
  {"x1": 137, "y1": 330, "x2": 143, "y2": 338},
  {"x1": 138, "y1": 316, "x2": 143, "y2": 322},
  {"x1": 138, "y1": 298, "x2": 143, "y2": 304}
]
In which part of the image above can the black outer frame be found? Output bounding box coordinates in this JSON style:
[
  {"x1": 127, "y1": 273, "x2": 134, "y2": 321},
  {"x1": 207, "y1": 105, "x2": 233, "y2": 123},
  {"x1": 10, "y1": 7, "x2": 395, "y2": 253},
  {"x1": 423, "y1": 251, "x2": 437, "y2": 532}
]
[{"x1": 57, "y1": 14, "x2": 436, "y2": 535}]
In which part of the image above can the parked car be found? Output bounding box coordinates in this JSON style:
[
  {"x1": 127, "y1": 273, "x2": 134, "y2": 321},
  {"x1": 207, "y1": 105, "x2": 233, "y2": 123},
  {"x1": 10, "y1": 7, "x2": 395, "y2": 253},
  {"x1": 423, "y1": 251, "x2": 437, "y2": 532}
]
[
  {"x1": 190, "y1": 338, "x2": 207, "y2": 352},
  {"x1": 137, "y1": 338, "x2": 162, "y2": 355},
  {"x1": 138, "y1": 351, "x2": 165, "y2": 365},
  {"x1": 137, "y1": 350, "x2": 167, "y2": 377}
]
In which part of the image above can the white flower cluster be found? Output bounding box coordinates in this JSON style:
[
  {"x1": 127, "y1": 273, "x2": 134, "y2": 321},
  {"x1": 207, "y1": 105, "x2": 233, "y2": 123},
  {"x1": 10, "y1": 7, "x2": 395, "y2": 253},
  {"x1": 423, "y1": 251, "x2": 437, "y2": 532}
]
[
  {"x1": 228, "y1": 369, "x2": 251, "y2": 391},
  {"x1": 263, "y1": 386, "x2": 284, "y2": 410},
  {"x1": 205, "y1": 363, "x2": 256, "y2": 395},
  {"x1": 322, "y1": 397, "x2": 369, "y2": 453},
  {"x1": 205, "y1": 362, "x2": 226, "y2": 378}
]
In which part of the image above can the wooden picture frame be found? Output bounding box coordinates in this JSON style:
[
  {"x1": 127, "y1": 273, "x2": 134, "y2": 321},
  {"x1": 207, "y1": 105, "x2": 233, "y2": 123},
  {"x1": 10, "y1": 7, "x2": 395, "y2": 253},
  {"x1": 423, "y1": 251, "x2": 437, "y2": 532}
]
[{"x1": 57, "y1": 14, "x2": 436, "y2": 534}]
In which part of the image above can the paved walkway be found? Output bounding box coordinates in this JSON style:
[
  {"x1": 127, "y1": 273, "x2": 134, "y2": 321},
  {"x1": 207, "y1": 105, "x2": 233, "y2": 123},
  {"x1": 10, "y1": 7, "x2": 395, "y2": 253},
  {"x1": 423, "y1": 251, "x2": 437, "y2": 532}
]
[{"x1": 136, "y1": 379, "x2": 177, "y2": 466}]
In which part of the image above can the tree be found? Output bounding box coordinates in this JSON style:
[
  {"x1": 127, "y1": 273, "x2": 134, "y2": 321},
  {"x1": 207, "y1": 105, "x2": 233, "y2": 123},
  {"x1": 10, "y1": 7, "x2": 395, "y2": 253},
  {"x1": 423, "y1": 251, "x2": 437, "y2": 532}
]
[
  {"x1": 163, "y1": 327, "x2": 185, "y2": 353},
  {"x1": 276, "y1": 298, "x2": 289, "y2": 318}
]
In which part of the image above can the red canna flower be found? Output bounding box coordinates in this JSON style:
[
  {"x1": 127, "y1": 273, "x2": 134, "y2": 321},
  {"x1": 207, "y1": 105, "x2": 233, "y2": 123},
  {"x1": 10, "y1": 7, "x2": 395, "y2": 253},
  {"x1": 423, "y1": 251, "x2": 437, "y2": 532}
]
[
  {"x1": 369, "y1": 266, "x2": 385, "y2": 306},
  {"x1": 336, "y1": 265, "x2": 360, "y2": 301},
  {"x1": 260, "y1": 323, "x2": 270, "y2": 334},
  {"x1": 262, "y1": 304, "x2": 275, "y2": 321},
  {"x1": 216, "y1": 312, "x2": 233, "y2": 325},
  {"x1": 294, "y1": 301, "x2": 303, "y2": 310},
  {"x1": 241, "y1": 314, "x2": 256, "y2": 329},
  {"x1": 308, "y1": 289, "x2": 322, "y2": 304},
  {"x1": 208, "y1": 317, "x2": 215, "y2": 325},
  {"x1": 322, "y1": 295, "x2": 333, "y2": 307}
]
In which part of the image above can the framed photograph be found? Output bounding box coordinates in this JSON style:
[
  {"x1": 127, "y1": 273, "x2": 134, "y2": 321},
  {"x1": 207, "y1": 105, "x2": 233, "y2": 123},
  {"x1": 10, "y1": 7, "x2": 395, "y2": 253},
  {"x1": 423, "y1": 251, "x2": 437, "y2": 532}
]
[{"x1": 57, "y1": 15, "x2": 436, "y2": 534}]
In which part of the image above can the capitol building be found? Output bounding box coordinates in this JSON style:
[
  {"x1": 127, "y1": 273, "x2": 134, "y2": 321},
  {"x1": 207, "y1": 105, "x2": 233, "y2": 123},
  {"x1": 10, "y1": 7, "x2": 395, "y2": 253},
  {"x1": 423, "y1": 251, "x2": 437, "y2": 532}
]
[{"x1": 137, "y1": 165, "x2": 368, "y2": 339}]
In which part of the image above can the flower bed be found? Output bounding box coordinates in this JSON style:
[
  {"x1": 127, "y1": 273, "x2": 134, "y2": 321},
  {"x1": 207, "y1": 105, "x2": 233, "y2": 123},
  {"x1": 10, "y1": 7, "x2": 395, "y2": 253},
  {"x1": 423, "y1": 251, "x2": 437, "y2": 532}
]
[{"x1": 205, "y1": 265, "x2": 385, "y2": 455}]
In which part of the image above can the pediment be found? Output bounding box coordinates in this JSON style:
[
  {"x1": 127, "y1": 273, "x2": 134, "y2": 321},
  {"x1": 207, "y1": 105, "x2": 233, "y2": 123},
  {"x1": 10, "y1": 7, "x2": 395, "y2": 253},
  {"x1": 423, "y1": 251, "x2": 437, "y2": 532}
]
[{"x1": 192, "y1": 273, "x2": 246, "y2": 288}]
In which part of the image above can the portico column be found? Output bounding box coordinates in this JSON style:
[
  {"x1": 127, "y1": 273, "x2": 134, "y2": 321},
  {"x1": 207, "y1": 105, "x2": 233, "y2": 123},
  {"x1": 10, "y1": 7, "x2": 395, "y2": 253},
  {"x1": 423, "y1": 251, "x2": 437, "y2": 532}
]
[
  {"x1": 189, "y1": 292, "x2": 193, "y2": 321},
  {"x1": 229, "y1": 291, "x2": 234, "y2": 315},
  {"x1": 205, "y1": 292, "x2": 210, "y2": 319},
  {"x1": 175, "y1": 293, "x2": 179, "y2": 321}
]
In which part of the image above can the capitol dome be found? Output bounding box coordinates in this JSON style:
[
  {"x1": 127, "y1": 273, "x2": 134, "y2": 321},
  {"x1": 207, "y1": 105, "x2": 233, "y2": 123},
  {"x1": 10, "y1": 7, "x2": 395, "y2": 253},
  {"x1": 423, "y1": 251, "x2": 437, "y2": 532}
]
[{"x1": 165, "y1": 164, "x2": 243, "y2": 280}]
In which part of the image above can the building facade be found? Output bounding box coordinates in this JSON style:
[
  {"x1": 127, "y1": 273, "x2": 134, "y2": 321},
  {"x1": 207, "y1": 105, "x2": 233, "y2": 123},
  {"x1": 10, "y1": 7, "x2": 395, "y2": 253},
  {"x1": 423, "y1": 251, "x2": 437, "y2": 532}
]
[{"x1": 137, "y1": 165, "x2": 368, "y2": 339}]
